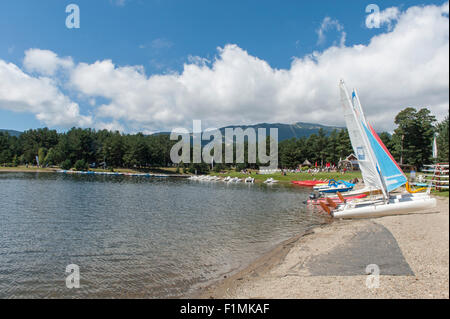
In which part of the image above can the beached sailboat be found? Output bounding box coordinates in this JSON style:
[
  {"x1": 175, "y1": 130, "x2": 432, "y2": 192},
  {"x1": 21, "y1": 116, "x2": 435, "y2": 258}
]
[{"x1": 328, "y1": 81, "x2": 436, "y2": 218}]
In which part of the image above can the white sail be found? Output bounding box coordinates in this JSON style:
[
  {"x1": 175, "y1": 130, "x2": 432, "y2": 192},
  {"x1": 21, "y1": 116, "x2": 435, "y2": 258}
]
[
  {"x1": 432, "y1": 134, "x2": 438, "y2": 159},
  {"x1": 351, "y1": 89, "x2": 407, "y2": 193},
  {"x1": 332, "y1": 80, "x2": 436, "y2": 219},
  {"x1": 339, "y1": 80, "x2": 384, "y2": 194}
]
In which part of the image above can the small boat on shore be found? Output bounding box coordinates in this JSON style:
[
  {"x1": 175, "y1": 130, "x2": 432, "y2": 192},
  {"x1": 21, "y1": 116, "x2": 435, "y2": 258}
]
[
  {"x1": 327, "y1": 192, "x2": 436, "y2": 219},
  {"x1": 292, "y1": 180, "x2": 328, "y2": 187},
  {"x1": 313, "y1": 179, "x2": 354, "y2": 193},
  {"x1": 324, "y1": 80, "x2": 436, "y2": 218},
  {"x1": 263, "y1": 178, "x2": 278, "y2": 184},
  {"x1": 245, "y1": 177, "x2": 255, "y2": 183}
]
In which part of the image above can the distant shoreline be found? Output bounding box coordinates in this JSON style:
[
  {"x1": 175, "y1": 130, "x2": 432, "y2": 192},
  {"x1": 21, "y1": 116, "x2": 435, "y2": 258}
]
[
  {"x1": 0, "y1": 166, "x2": 186, "y2": 175},
  {"x1": 0, "y1": 166, "x2": 362, "y2": 183},
  {"x1": 0, "y1": 167, "x2": 58, "y2": 173}
]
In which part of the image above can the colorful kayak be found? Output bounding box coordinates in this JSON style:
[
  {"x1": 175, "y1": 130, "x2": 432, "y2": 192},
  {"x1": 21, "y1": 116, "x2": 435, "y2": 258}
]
[
  {"x1": 292, "y1": 180, "x2": 328, "y2": 187},
  {"x1": 319, "y1": 186, "x2": 353, "y2": 193},
  {"x1": 313, "y1": 179, "x2": 355, "y2": 193}
]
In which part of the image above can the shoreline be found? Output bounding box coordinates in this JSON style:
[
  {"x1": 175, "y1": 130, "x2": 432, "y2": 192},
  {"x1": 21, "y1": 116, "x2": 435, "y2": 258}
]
[
  {"x1": 0, "y1": 167, "x2": 59, "y2": 173},
  {"x1": 0, "y1": 167, "x2": 361, "y2": 185},
  {"x1": 197, "y1": 196, "x2": 449, "y2": 299},
  {"x1": 190, "y1": 225, "x2": 323, "y2": 299},
  {"x1": 0, "y1": 167, "x2": 189, "y2": 177}
]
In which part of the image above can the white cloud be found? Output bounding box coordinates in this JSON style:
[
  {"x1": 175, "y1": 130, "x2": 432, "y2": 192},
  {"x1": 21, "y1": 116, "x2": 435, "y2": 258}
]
[
  {"x1": 0, "y1": 60, "x2": 91, "y2": 127},
  {"x1": 187, "y1": 55, "x2": 210, "y2": 66},
  {"x1": 0, "y1": 2, "x2": 448, "y2": 133},
  {"x1": 316, "y1": 16, "x2": 346, "y2": 46},
  {"x1": 23, "y1": 49, "x2": 74, "y2": 76},
  {"x1": 366, "y1": 6, "x2": 401, "y2": 31},
  {"x1": 68, "y1": 2, "x2": 448, "y2": 132},
  {"x1": 150, "y1": 38, "x2": 173, "y2": 50},
  {"x1": 95, "y1": 120, "x2": 125, "y2": 132},
  {"x1": 378, "y1": 7, "x2": 401, "y2": 30}
]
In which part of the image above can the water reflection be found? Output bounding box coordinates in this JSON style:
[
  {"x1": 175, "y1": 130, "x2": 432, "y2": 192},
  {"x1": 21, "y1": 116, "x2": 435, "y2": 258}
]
[{"x1": 0, "y1": 172, "x2": 327, "y2": 298}]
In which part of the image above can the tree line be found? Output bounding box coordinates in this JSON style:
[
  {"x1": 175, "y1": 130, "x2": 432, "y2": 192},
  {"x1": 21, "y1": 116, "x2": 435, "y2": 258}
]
[
  {"x1": 279, "y1": 108, "x2": 448, "y2": 170},
  {"x1": 0, "y1": 128, "x2": 175, "y2": 171},
  {"x1": 0, "y1": 108, "x2": 448, "y2": 171}
]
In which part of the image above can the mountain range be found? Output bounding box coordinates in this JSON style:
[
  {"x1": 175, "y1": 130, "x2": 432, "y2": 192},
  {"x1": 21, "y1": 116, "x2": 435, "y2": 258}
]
[
  {"x1": 0, "y1": 129, "x2": 22, "y2": 137},
  {"x1": 154, "y1": 122, "x2": 344, "y2": 142},
  {"x1": 1, "y1": 122, "x2": 344, "y2": 142}
]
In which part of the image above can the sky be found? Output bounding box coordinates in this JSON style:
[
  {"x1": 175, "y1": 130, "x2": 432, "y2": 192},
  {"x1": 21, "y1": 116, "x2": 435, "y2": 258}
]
[{"x1": 0, "y1": 0, "x2": 448, "y2": 133}]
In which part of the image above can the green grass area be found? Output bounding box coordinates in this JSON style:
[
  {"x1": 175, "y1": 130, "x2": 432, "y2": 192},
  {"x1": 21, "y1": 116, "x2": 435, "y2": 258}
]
[
  {"x1": 210, "y1": 170, "x2": 362, "y2": 184},
  {"x1": 431, "y1": 189, "x2": 449, "y2": 197}
]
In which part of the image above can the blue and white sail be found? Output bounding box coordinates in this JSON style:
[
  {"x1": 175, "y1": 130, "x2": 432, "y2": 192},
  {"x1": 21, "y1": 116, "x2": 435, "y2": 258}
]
[
  {"x1": 339, "y1": 81, "x2": 384, "y2": 193},
  {"x1": 333, "y1": 80, "x2": 436, "y2": 219},
  {"x1": 351, "y1": 88, "x2": 408, "y2": 193}
]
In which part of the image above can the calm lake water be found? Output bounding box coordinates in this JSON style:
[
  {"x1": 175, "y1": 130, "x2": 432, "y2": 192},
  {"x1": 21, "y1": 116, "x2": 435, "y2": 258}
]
[{"x1": 0, "y1": 172, "x2": 327, "y2": 298}]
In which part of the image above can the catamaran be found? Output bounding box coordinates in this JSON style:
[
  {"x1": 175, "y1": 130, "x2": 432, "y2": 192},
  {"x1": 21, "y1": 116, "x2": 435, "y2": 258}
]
[{"x1": 324, "y1": 81, "x2": 436, "y2": 218}]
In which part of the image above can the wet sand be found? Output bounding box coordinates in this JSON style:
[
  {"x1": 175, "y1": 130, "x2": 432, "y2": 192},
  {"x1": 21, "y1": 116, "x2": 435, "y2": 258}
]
[{"x1": 198, "y1": 196, "x2": 449, "y2": 299}]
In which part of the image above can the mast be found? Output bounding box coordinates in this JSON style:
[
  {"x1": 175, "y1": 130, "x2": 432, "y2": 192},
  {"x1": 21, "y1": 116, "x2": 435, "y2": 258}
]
[
  {"x1": 351, "y1": 89, "x2": 389, "y2": 199},
  {"x1": 339, "y1": 80, "x2": 388, "y2": 200}
]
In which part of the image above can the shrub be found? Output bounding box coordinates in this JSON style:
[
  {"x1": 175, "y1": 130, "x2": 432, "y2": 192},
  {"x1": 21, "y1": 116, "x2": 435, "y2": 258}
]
[
  {"x1": 74, "y1": 159, "x2": 88, "y2": 171},
  {"x1": 60, "y1": 159, "x2": 72, "y2": 170},
  {"x1": 188, "y1": 163, "x2": 210, "y2": 174},
  {"x1": 213, "y1": 163, "x2": 224, "y2": 173},
  {"x1": 12, "y1": 155, "x2": 19, "y2": 167}
]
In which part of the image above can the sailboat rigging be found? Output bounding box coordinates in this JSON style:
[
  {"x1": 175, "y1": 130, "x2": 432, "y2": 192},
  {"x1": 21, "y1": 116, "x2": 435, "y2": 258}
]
[{"x1": 329, "y1": 80, "x2": 436, "y2": 218}]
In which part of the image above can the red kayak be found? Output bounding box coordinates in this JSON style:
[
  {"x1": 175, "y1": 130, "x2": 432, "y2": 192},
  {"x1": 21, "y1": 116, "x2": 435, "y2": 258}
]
[
  {"x1": 292, "y1": 180, "x2": 328, "y2": 186},
  {"x1": 307, "y1": 193, "x2": 367, "y2": 205}
]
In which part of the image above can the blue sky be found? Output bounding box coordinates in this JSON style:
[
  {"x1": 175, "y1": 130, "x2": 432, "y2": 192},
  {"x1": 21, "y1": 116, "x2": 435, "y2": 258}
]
[{"x1": 0, "y1": 0, "x2": 448, "y2": 132}]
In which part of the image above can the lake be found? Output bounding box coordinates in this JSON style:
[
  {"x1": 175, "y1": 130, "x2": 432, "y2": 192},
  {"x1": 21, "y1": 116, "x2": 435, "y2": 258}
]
[{"x1": 0, "y1": 172, "x2": 327, "y2": 298}]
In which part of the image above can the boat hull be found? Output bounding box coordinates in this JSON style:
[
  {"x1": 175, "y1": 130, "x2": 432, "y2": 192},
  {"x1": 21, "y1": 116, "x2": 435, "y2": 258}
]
[
  {"x1": 319, "y1": 186, "x2": 353, "y2": 193},
  {"x1": 292, "y1": 180, "x2": 327, "y2": 187},
  {"x1": 333, "y1": 196, "x2": 436, "y2": 219}
]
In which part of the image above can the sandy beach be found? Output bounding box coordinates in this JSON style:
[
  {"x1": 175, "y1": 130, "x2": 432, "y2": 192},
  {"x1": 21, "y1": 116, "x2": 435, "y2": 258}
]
[{"x1": 198, "y1": 196, "x2": 449, "y2": 299}]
